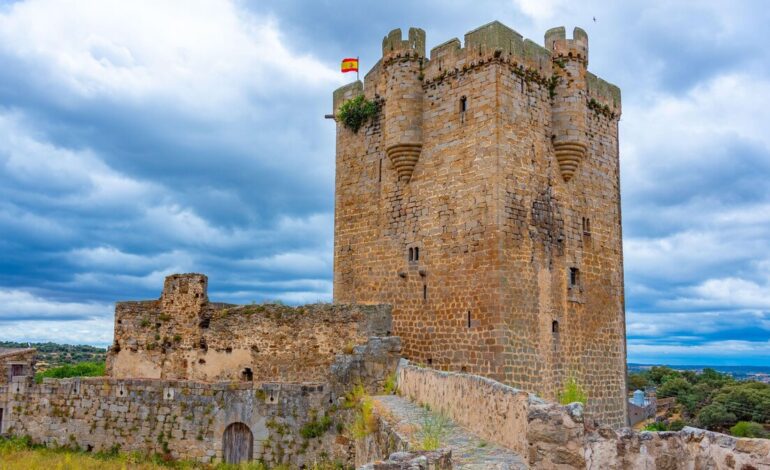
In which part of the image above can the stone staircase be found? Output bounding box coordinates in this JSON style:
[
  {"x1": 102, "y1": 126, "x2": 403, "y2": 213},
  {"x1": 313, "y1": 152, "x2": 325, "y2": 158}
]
[{"x1": 365, "y1": 395, "x2": 527, "y2": 469}]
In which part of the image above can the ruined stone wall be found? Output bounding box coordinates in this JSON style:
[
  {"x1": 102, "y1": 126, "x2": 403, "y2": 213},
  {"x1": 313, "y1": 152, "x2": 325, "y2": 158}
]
[
  {"x1": 394, "y1": 363, "x2": 770, "y2": 470},
  {"x1": 107, "y1": 274, "x2": 392, "y2": 383},
  {"x1": 0, "y1": 378, "x2": 348, "y2": 466},
  {"x1": 333, "y1": 21, "x2": 626, "y2": 427},
  {"x1": 0, "y1": 348, "x2": 36, "y2": 385}
]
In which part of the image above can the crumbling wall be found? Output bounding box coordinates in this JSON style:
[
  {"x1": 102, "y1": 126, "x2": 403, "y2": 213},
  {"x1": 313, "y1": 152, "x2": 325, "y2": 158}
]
[
  {"x1": 1, "y1": 377, "x2": 348, "y2": 466},
  {"x1": 107, "y1": 274, "x2": 392, "y2": 383},
  {"x1": 586, "y1": 427, "x2": 770, "y2": 470},
  {"x1": 0, "y1": 348, "x2": 36, "y2": 385}
]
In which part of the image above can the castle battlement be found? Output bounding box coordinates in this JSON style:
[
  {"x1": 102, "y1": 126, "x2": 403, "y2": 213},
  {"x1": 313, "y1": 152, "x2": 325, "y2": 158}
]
[{"x1": 382, "y1": 27, "x2": 425, "y2": 59}]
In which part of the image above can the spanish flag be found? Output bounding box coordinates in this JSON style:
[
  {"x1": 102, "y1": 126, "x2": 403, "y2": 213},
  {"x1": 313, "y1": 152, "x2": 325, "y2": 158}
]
[{"x1": 341, "y1": 57, "x2": 359, "y2": 73}]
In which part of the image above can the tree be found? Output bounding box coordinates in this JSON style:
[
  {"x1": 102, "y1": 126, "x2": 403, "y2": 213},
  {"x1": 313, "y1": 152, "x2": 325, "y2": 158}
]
[
  {"x1": 730, "y1": 421, "x2": 767, "y2": 438},
  {"x1": 628, "y1": 372, "x2": 648, "y2": 392},
  {"x1": 657, "y1": 377, "x2": 692, "y2": 399},
  {"x1": 697, "y1": 403, "x2": 737, "y2": 430}
]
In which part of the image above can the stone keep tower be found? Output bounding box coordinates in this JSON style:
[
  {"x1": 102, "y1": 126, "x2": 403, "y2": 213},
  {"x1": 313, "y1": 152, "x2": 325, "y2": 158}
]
[{"x1": 332, "y1": 21, "x2": 627, "y2": 427}]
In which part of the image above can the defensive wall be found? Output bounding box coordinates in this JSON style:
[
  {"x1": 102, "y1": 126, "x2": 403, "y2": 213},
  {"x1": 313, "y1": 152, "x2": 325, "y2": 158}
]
[
  {"x1": 107, "y1": 273, "x2": 392, "y2": 383},
  {"x1": 366, "y1": 362, "x2": 770, "y2": 469}
]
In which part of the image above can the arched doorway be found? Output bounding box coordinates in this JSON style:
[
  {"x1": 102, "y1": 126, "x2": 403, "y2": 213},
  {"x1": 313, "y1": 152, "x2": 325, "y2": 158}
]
[{"x1": 223, "y1": 422, "x2": 253, "y2": 464}]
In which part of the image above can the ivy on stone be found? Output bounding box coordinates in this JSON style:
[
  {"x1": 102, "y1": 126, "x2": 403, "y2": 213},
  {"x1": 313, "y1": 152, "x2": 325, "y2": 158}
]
[{"x1": 338, "y1": 95, "x2": 378, "y2": 133}]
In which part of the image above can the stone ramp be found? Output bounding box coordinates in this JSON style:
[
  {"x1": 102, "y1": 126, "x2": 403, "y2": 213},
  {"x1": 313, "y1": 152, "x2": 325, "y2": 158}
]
[{"x1": 373, "y1": 395, "x2": 527, "y2": 469}]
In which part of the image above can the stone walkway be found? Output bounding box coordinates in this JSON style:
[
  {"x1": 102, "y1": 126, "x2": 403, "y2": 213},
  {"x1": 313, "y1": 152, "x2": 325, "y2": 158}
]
[{"x1": 373, "y1": 395, "x2": 527, "y2": 469}]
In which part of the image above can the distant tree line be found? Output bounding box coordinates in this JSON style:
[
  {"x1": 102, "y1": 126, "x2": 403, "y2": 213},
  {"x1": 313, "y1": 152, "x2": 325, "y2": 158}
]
[
  {"x1": 628, "y1": 366, "x2": 769, "y2": 438},
  {"x1": 0, "y1": 341, "x2": 106, "y2": 370}
]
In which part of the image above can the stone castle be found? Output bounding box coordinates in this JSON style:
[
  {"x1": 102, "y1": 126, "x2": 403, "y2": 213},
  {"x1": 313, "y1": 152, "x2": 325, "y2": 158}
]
[
  {"x1": 333, "y1": 21, "x2": 626, "y2": 427},
  {"x1": 2, "y1": 21, "x2": 769, "y2": 470}
]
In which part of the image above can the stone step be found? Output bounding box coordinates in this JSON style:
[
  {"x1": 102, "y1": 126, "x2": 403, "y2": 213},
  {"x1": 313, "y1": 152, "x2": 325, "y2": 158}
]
[{"x1": 372, "y1": 395, "x2": 527, "y2": 469}]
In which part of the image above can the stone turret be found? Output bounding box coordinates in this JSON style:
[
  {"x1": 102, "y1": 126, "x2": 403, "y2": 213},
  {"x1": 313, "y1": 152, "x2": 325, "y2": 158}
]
[
  {"x1": 546, "y1": 27, "x2": 589, "y2": 182},
  {"x1": 382, "y1": 27, "x2": 425, "y2": 182}
]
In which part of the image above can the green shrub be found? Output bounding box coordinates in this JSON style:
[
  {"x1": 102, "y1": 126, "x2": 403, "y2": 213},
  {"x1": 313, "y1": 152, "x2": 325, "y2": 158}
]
[
  {"x1": 300, "y1": 415, "x2": 333, "y2": 439},
  {"x1": 337, "y1": 95, "x2": 378, "y2": 133},
  {"x1": 559, "y1": 376, "x2": 587, "y2": 405},
  {"x1": 730, "y1": 421, "x2": 767, "y2": 438},
  {"x1": 34, "y1": 361, "x2": 106, "y2": 384},
  {"x1": 383, "y1": 372, "x2": 397, "y2": 395}
]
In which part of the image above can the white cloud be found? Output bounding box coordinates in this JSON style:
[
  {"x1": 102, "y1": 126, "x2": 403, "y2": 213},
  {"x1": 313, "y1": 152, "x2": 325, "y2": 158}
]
[
  {"x1": 629, "y1": 339, "x2": 770, "y2": 362},
  {"x1": 0, "y1": 0, "x2": 344, "y2": 116},
  {"x1": 511, "y1": 0, "x2": 567, "y2": 21},
  {"x1": 0, "y1": 288, "x2": 111, "y2": 321},
  {"x1": 0, "y1": 317, "x2": 114, "y2": 346}
]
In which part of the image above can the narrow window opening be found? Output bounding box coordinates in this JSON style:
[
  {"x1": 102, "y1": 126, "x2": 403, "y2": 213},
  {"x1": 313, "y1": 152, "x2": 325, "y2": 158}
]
[
  {"x1": 242, "y1": 368, "x2": 253, "y2": 382},
  {"x1": 552, "y1": 320, "x2": 559, "y2": 334},
  {"x1": 225, "y1": 347, "x2": 233, "y2": 354},
  {"x1": 467, "y1": 311, "x2": 471, "y2": 328},
  {"x1": 414, "y1": 247, "x2": 419, "y2": 261},
  {"x1": 569, "y1": 268, "x2": 580, "y2": 288},
  {"x1": 582, "y1": 217, "x2": 591, "y2": 235},
  {"x1": 408, "y1": 247, "x2": 414, "y2": 261},
  {"x1": 0, "y1": 407, "x2": 3, "y2": 433},
  {"x1": 423, "y1": 284, "x2": 427, "y2": 300},
  {"x1": 427, "y1": 358, "x2": 433, "y2": 366},
  {"x1": 460, "y1": 96, "x2": 467, "y2": 113},
  {"x1": 378, "y1": 158, "x2": 383, "y2": 182}
]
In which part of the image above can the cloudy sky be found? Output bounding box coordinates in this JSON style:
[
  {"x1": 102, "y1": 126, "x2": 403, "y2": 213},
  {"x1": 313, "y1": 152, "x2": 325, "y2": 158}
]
[{"x1": 0, "y1": 0, "x2": 768, "y2": 366}]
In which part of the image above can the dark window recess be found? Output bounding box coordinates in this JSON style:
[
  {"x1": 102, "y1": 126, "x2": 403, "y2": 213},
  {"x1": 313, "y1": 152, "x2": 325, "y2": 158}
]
[
  {"x1": 582, "y1": 217, "x2": 591, "y2": 235},
  {"x1": 552, "y1": 320, "x2": 559, "y2": 334},
  {"x1": 242, "y1": 368, "x2": 253, "y2": 381},
  {"x1": 408, "y1": 247, "x2": 414, "y2": 261},
  {"x1": 198, "y1": 358, "x2": 206, "y2": 365},
  {"x1": 460, "y1": 366, "x2": 468, "y2": 373},
  {"x1": 378, "y1": 158, "x2": 383, "y2": 182},
  {"x1": 460, "y1": 96, "x2": 467, "y2": 113},
  {"x1": 225, "y1": 347, "x2": 233, "y2": 354},
  {"x1": 427, "y1": 358, "x2": 433, "y2": 366},
  {"x1": 199, "y1": 316, "x2": 211, "y2": 329},
  {"x1": 467, "y1": 311, "x2": 472, "y2": 328},
  {"x1": 0, "y1": 407, "x2": 3, "y2": 432},
  {"x1": 10, "y1": 365, "x2": 23, "y2": 377},
  {"x1": 423, "y1": 284, "x2": 427, "y2": 300},
  {"x1": 414, "y1": 247, "x2": 419, "y2": 261},
  {"x1": 569, "y1": 268, "x2": 580, "y2": 287}
]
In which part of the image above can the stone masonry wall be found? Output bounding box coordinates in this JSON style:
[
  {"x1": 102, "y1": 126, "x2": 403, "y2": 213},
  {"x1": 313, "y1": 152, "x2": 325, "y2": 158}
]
[
  {"x1": 332, "y1": 20, "x2": 626, "y2": 427},
  {"x1": 107, "y1": 273, "x2": 392, "y2": 383},
  {"x1": 0, "y1": 377, "x2": 346, "y2": 467},
  {"x1": 395, "y1": 363, "x2": 770, "y2": 469},
  {"x1": 0, "y1": 348, "x2": 36, "y2": 385}
]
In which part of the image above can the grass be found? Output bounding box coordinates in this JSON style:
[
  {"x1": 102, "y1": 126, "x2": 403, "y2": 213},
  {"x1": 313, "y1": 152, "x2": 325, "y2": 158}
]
[
  {"x1": 0, "y1": 436, "x2": 287, "y2": 469},
  {"x1": 558, "y1": 376, "x2": 588, "y2": 405},
  {"x1": 34, "y1": 361, "x2": 106, "y2": 384},
  {"x1": 344, "y1": 384, "x2": 377, "y2": 439},
  {"x1": 416, "y1": 413, "x2": 449, "y2": 451}
]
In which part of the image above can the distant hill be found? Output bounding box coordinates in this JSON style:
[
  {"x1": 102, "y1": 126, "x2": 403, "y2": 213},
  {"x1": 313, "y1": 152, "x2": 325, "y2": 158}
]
[{"x1": 0, "y1": 341, "x2": 106, "y2": 371}]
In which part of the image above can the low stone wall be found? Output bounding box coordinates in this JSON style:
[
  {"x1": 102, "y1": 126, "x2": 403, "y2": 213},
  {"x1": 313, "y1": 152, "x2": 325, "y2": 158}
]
[
  {"x1": 0, "y1": 377, "x2": 347, "y2": 467},
  {"x1": 586, "y1": 427, "x2": 770, "y2": 470},
  {"x1": 396, "y1": 361, "x2": 538, "y2": 458},
  {"x1": 396, "y1": 362, "x2": 770, "y2": 470}
]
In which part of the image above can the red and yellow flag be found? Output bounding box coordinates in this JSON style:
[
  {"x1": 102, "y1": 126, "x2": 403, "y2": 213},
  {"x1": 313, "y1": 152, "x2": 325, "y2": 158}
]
[{"x1": 341, "y1": 57, "x2": 359, "y2": 73}]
